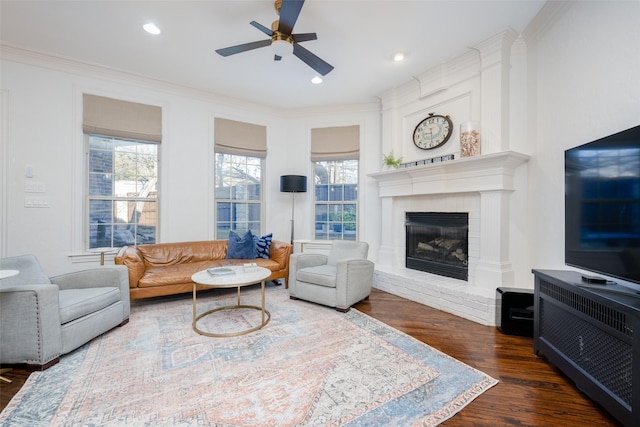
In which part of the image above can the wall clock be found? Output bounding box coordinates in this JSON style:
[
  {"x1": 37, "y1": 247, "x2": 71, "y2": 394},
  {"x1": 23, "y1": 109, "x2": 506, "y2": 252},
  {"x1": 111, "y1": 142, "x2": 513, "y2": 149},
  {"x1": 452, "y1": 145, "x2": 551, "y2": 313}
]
[{"x1": 412, "y1": 113, "x2": 453, "y2": 150}]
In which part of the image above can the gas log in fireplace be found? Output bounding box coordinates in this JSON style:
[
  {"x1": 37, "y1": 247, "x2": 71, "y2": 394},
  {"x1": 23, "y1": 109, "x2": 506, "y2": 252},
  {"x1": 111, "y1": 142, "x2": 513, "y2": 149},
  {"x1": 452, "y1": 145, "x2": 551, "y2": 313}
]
[{"x1": 405, "y1": 212, "x2": 469, "y2": 281}]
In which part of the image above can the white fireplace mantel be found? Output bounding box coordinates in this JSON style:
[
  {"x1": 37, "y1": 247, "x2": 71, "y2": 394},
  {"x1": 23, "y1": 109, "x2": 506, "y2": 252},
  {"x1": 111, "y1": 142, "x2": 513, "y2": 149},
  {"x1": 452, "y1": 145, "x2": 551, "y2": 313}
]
[
  {"x1": 368, "y1": 151, "x2": 530, "y2": 197},
  {"x1": 368, "y1": 150, "x2": 530, "y2": 325}
]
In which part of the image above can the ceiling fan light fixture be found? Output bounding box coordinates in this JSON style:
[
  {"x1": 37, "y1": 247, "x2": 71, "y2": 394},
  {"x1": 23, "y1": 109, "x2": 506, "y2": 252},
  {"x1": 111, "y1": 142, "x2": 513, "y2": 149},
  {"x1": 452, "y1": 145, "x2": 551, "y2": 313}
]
[
  {"x1": 272, "y1": 38, "x2": 293, "y2": 56},
  {"x1": 311, "y1": 76, "x2": 322, "y2": 84},
  {"x1": 143, "y1": 23, "x2": 161, "y2": 35}
]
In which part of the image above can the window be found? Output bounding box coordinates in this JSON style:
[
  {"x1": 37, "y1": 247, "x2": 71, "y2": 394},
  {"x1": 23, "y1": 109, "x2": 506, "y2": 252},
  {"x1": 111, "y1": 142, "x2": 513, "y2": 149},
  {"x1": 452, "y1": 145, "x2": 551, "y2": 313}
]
[
  {"x1": 86, "y1": 135, "x2": 158, "y2": 249},
  {"x1": 214, "y1": 153, "x2": 262, "y2": 239},
  {"x1": 314, "y1": 159, "x2": 358, "y2": 240}
]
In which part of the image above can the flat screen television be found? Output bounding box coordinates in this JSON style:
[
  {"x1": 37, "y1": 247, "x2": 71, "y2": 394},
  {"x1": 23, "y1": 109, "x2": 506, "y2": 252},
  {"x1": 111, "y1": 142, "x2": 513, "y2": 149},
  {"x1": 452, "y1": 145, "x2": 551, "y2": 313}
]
[{"x1": 565, "y1": 124, "x2": 640, "y2": 286}]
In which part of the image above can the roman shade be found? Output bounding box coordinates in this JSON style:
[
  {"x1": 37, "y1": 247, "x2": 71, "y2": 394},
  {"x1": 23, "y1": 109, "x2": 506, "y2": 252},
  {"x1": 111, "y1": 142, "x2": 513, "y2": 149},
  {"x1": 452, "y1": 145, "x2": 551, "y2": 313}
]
[
  {"x1": 214, "y1": 118, "x2": 267, "y2": 158},
  {"x1": 82, "y1": 94, "x2": 162, "y2": 143},
  {"x1": 311, "y1": 125, "x2": 360, "y2": 161}
]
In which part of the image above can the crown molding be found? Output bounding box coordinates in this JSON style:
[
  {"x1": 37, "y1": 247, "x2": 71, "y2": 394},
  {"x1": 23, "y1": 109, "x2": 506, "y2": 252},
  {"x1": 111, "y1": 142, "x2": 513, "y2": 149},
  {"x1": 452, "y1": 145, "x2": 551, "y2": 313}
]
[
  {"x1": 522, "y1": 0, "x2": 574, "y2": 45},
  {"x1": 1, "y1": 44, "x2": 381, "y2": 119},
  {"x1": 0, "y1": 44, "x2": 293, "y2": 117}
]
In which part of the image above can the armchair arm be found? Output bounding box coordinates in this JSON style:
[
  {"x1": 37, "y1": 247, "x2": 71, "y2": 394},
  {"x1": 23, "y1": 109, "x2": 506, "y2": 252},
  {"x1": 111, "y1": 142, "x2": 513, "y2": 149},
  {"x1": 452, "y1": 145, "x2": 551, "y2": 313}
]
[
  {"x1": 0, "y1": 283, "x2": 62, "y2": 365},
  {"x1": 290, "y1": 253, "x2": 328, "y2": 271},
  {"x1": 288, "y1": 253, "x2": 329, "y2": 296},
  {"x1": 50, "y1": 266, "x2": 130, "y2": 318},
  {"x1": 335, "y1": 259, "x2": 375, "y2": 310}
]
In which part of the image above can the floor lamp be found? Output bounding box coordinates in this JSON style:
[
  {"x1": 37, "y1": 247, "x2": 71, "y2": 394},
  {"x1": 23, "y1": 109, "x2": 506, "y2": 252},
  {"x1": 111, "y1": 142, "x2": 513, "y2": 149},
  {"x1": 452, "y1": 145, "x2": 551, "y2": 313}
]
[{"x1": 280, "y1": 175, "x2": 307, "y2": 244}]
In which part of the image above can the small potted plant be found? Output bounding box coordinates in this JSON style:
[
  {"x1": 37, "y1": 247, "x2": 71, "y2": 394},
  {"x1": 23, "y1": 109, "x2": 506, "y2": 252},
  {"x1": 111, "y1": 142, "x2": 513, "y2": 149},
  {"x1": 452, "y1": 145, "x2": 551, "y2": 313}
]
[{"x1": 383, "y1": 151, "x2": 403, "y2": 169}]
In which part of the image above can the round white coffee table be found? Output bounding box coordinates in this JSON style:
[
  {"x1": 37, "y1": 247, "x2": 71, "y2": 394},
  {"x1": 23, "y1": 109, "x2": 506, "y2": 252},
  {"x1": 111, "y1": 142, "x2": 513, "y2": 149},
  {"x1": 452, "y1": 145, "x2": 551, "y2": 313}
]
[
  {"x1": 191, "y1": 266, "x2": 271, "y2": 337},
  {"x1": 0, "y1": 270, "x2": 19, "y2": 279}
]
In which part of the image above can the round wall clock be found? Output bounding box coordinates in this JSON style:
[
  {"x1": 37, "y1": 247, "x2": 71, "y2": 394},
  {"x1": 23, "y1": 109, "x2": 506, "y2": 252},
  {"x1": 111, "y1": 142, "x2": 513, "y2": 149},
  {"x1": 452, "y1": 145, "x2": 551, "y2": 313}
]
[{"x1": 412, "y1": 113, "x2": 453, "y2": 150}]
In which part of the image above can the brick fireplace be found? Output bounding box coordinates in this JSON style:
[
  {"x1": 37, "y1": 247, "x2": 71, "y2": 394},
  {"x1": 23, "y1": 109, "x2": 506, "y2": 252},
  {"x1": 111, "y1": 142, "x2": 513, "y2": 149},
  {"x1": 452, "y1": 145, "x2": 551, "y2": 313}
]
[{"x1": 369, "y1": 151, "x2": 529, "y2": 325}]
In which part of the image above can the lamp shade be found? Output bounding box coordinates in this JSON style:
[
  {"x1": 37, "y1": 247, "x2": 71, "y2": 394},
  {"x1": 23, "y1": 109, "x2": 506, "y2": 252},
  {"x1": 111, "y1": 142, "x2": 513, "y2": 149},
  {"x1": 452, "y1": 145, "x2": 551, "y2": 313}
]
[{"x1": 280, "y1": 175, "x2": 307, "y2": 193}]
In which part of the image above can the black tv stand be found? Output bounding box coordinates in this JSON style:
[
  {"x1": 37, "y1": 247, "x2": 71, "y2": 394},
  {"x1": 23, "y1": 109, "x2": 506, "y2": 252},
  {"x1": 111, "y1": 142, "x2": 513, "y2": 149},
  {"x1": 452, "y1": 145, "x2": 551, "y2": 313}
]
[{"x1": 533, "y1": 269, "x2": 640, "y2": 427}]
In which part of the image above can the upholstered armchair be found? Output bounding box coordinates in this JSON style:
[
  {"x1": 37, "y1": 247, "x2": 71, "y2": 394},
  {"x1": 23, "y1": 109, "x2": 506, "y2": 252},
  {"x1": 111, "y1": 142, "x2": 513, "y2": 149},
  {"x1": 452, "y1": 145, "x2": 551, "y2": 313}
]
[
  {"x1": 0, "y1": 255, "x2": 130, "y2": 370},
  {"x1": 288, "y1": 241, "x2": 374, "y2": 312}
]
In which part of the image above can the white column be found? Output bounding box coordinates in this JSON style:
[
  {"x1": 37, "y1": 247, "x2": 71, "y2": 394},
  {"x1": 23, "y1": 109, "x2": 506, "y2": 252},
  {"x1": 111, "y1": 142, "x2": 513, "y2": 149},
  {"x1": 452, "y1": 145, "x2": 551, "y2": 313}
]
[
  {"x1": 473, "y1": 28, "x2": 518, "y2": 154},
  {"x1": 474, "y1": 190, "x2": 515, "y2": 289},
  {"x1": 376, "y1": 197, "x2": 396, "y2": 268}
]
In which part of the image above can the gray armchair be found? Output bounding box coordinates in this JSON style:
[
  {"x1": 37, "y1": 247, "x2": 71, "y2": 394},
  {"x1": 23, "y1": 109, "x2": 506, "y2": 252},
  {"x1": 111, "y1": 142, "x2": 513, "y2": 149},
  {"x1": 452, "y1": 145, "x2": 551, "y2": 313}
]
[
  {"x1": 0, "y1": 254, "x2": 130, "y2": 370},
  {"x1": 288, "y1": 241, "x2": 374, "y2": 312}
]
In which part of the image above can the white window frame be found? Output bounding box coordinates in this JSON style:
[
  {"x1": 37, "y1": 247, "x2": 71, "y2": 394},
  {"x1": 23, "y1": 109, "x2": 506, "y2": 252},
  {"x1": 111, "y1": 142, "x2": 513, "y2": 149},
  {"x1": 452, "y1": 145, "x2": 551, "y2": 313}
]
[
  {"x1": 313, "y1": 159, "x2": 358, "y2": 241},
  {"x1": 85, "y1": 134, "x2": 159, "y2": 250},
  {"x1": 214, "y1": 153, "x2": 264, "y2": 239}
]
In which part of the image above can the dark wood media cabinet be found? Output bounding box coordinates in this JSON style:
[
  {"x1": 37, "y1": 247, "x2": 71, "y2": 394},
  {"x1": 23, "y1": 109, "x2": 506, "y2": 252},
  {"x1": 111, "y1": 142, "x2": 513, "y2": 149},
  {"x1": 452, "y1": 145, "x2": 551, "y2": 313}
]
[{"x1": 533, "y1": 269, "x2": 640, "y2": 427}]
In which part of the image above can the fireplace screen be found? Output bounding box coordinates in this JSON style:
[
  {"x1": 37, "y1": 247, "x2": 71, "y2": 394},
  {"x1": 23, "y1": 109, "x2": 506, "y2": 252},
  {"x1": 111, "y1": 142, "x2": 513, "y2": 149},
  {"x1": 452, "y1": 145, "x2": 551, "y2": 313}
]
[{"x1": 406, "y1": 212, "x2": 468, "y2": 281}]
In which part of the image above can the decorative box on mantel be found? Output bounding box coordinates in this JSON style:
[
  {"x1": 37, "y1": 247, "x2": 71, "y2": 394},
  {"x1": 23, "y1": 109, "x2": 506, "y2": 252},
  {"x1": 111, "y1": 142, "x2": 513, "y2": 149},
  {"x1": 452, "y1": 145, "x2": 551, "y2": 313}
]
[{"x1": 368, "y1": 151, "x2": 530, "y2": 325}]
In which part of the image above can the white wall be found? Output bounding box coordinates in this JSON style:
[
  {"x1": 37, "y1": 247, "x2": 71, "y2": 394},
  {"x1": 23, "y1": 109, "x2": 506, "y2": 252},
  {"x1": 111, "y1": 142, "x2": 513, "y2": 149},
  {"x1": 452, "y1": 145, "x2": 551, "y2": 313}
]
[
  {"x1": 527, "y1": 1, "x2": 640, "y2": 286},
  {"x1": 0, "y1": 49, "x2": 379, "y2": 275}
]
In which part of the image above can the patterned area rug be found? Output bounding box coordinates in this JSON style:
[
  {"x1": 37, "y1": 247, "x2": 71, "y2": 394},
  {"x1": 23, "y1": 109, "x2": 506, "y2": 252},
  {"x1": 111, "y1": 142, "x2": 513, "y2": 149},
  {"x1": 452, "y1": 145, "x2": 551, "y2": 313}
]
[{"x1": 0, "y1": 285, "x2": 497, "y2": 426}]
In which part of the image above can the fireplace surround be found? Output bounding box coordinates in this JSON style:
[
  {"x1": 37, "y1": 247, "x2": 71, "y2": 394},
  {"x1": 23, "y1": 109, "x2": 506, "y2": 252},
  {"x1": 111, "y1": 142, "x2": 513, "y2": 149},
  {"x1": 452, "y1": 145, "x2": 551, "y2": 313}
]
[{"x1": 369, "y1": 151, "x2": 529, "y2": 325}]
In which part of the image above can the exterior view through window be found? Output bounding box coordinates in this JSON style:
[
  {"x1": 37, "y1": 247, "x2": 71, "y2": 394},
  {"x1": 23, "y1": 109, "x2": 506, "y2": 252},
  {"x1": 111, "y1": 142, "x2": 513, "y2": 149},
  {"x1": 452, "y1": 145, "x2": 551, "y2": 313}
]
[
  {"x1": 87, "y1": 135, "x2": 158, "y2": 249},
  {"x1": 314, "y1": 160, "x2": 358, "y2": 240},
  {"x1": 214, "y1": 153, "x2": 262, "y2": 239}
]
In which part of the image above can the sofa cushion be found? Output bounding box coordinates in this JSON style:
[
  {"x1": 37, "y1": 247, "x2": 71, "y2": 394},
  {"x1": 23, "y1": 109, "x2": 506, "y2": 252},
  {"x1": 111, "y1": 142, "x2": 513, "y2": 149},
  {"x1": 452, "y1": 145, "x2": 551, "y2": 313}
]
[
  {"x1": 137, "y1": 241, "x2": 228, "y2": 267},
  {"x1": 226, "y1": 230, "x2": 256, "y2": 259},
  {"x1": 296, "y1": 265, "x2": 337, "y2": 288},
  {"x1": 138, "y1": 258, "x2": 283, "y2": 288},
  {"x1": 58, "y1": 287, "x2": 121, "y2": 324},
  {"x1": 254, "y1": 233, "x2": 273, "y2": 259},
  {"x1": 138, "y1": 261, "x2": 213, "y2": 287}
]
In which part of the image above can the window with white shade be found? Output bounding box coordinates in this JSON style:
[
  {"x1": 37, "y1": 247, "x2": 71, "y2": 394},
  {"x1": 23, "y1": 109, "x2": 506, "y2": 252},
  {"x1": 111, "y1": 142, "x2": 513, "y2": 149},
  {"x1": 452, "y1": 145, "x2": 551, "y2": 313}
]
[
  {"x1": 213, "y1": 118, "x2": 267, "y2": 239},
  {"x1": 83, "y1": 94, "x2": 161, "y2": 250},
  {"x1": 311, "y1": 125, "x2": 360, "y2": 241}
]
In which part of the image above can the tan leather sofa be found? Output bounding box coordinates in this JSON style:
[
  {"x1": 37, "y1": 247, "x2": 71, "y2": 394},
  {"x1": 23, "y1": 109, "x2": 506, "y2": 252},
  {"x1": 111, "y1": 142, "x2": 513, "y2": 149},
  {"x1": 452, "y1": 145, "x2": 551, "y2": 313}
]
[{"x1": 115, "y1": 240, "x2": 292, "y2": 300}]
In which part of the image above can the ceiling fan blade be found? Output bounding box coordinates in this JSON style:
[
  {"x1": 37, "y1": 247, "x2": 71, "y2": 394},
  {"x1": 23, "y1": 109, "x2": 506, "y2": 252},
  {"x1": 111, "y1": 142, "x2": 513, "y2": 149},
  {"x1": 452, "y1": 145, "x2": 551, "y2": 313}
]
[
  {"x1": 215, "y1": 39, "x2": 271, "y2": 57},
  {"x1": 250, "y1": 21, "x2": 273, "y2": 37},
  {"x1": 278, "y1": 0, "x2": 305, "y2": 35},
  {"x1": 292, "y1": 32, "x2": 317, "y2": 43},
  {"x1": 293, "y1": 43, "x2": 334, "y2": 76}
]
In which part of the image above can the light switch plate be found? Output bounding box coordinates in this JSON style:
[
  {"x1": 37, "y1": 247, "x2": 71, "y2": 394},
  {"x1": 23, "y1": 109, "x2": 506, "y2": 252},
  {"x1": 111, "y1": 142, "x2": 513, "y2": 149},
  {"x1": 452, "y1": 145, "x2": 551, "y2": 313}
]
[
  {"x1": 25, "y1": 181, "x2": 46, "y2": 193},
  {"x1": 25, "y1": 196, "x2": 50, "y2": 208}
]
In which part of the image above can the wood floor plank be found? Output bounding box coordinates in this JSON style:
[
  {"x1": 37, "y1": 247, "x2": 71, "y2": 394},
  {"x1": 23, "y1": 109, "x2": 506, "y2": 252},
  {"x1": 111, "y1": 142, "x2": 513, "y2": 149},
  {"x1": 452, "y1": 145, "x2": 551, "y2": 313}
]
[
  {"x1": 354, "y1": 289, "x2": 620, "y2": 426},
  {"x1": 1, "y1": 288, "x2": 621, "y2": 425}
]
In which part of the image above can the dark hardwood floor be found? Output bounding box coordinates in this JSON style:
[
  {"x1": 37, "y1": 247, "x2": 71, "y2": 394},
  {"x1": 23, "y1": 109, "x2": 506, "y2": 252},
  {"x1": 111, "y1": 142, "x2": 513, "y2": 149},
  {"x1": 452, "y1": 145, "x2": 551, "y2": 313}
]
[{"x1": 1, "y1": 288, "x2": 620, "y2": 426}]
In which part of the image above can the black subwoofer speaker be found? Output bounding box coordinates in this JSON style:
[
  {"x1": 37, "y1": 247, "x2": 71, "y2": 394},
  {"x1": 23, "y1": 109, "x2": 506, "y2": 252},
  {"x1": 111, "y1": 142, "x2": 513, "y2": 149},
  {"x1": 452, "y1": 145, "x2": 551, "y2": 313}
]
[{"x1": 496, "y1": 287, "x2": 534, "y2": 337}]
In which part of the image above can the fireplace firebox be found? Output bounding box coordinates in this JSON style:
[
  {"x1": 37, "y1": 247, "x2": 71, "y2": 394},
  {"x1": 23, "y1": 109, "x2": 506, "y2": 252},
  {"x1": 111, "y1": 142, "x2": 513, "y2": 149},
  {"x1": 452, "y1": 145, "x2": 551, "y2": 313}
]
[{"x1": 405, "y1": 212, "x2": 469, "y2": 281}]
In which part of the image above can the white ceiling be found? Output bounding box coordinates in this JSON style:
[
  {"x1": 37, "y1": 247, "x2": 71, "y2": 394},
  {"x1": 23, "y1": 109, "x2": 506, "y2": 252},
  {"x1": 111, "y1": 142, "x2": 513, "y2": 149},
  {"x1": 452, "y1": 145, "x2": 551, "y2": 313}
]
[{"x1": 0, "y1": 0, "x2": 546, "y2": 109}]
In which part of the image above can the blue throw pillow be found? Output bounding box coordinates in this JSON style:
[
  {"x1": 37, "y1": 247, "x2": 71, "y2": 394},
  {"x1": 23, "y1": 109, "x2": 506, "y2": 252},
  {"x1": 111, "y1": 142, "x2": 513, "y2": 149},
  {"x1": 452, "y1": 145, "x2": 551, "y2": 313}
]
[
  {"x1": 226, "y1": 230, "x2": 257, "y2": 259},
  {"x1": 253, "y1": 233, "x2": 273, "y2": 259}
]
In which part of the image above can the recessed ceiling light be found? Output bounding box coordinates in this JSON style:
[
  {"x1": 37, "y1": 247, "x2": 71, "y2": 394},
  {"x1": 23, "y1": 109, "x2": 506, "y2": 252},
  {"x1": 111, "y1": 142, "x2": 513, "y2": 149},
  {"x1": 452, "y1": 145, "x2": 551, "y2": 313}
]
[
  {"x1": 393, "y1": 52, "x2": 405, "y2": 62},
  {"x1": 311, "y1": 76, "x2": 323, "y2": 84},
  {"x1": 143, "y1": 23, "x2": 161, "y2": 35}
]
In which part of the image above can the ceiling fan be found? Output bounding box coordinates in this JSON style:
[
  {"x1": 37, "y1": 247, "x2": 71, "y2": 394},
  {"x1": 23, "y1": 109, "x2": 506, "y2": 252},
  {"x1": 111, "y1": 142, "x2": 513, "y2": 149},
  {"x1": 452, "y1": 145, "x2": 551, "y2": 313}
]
[{"x1": 215, "y1": 0, "x2": 334, "y2": 76}]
